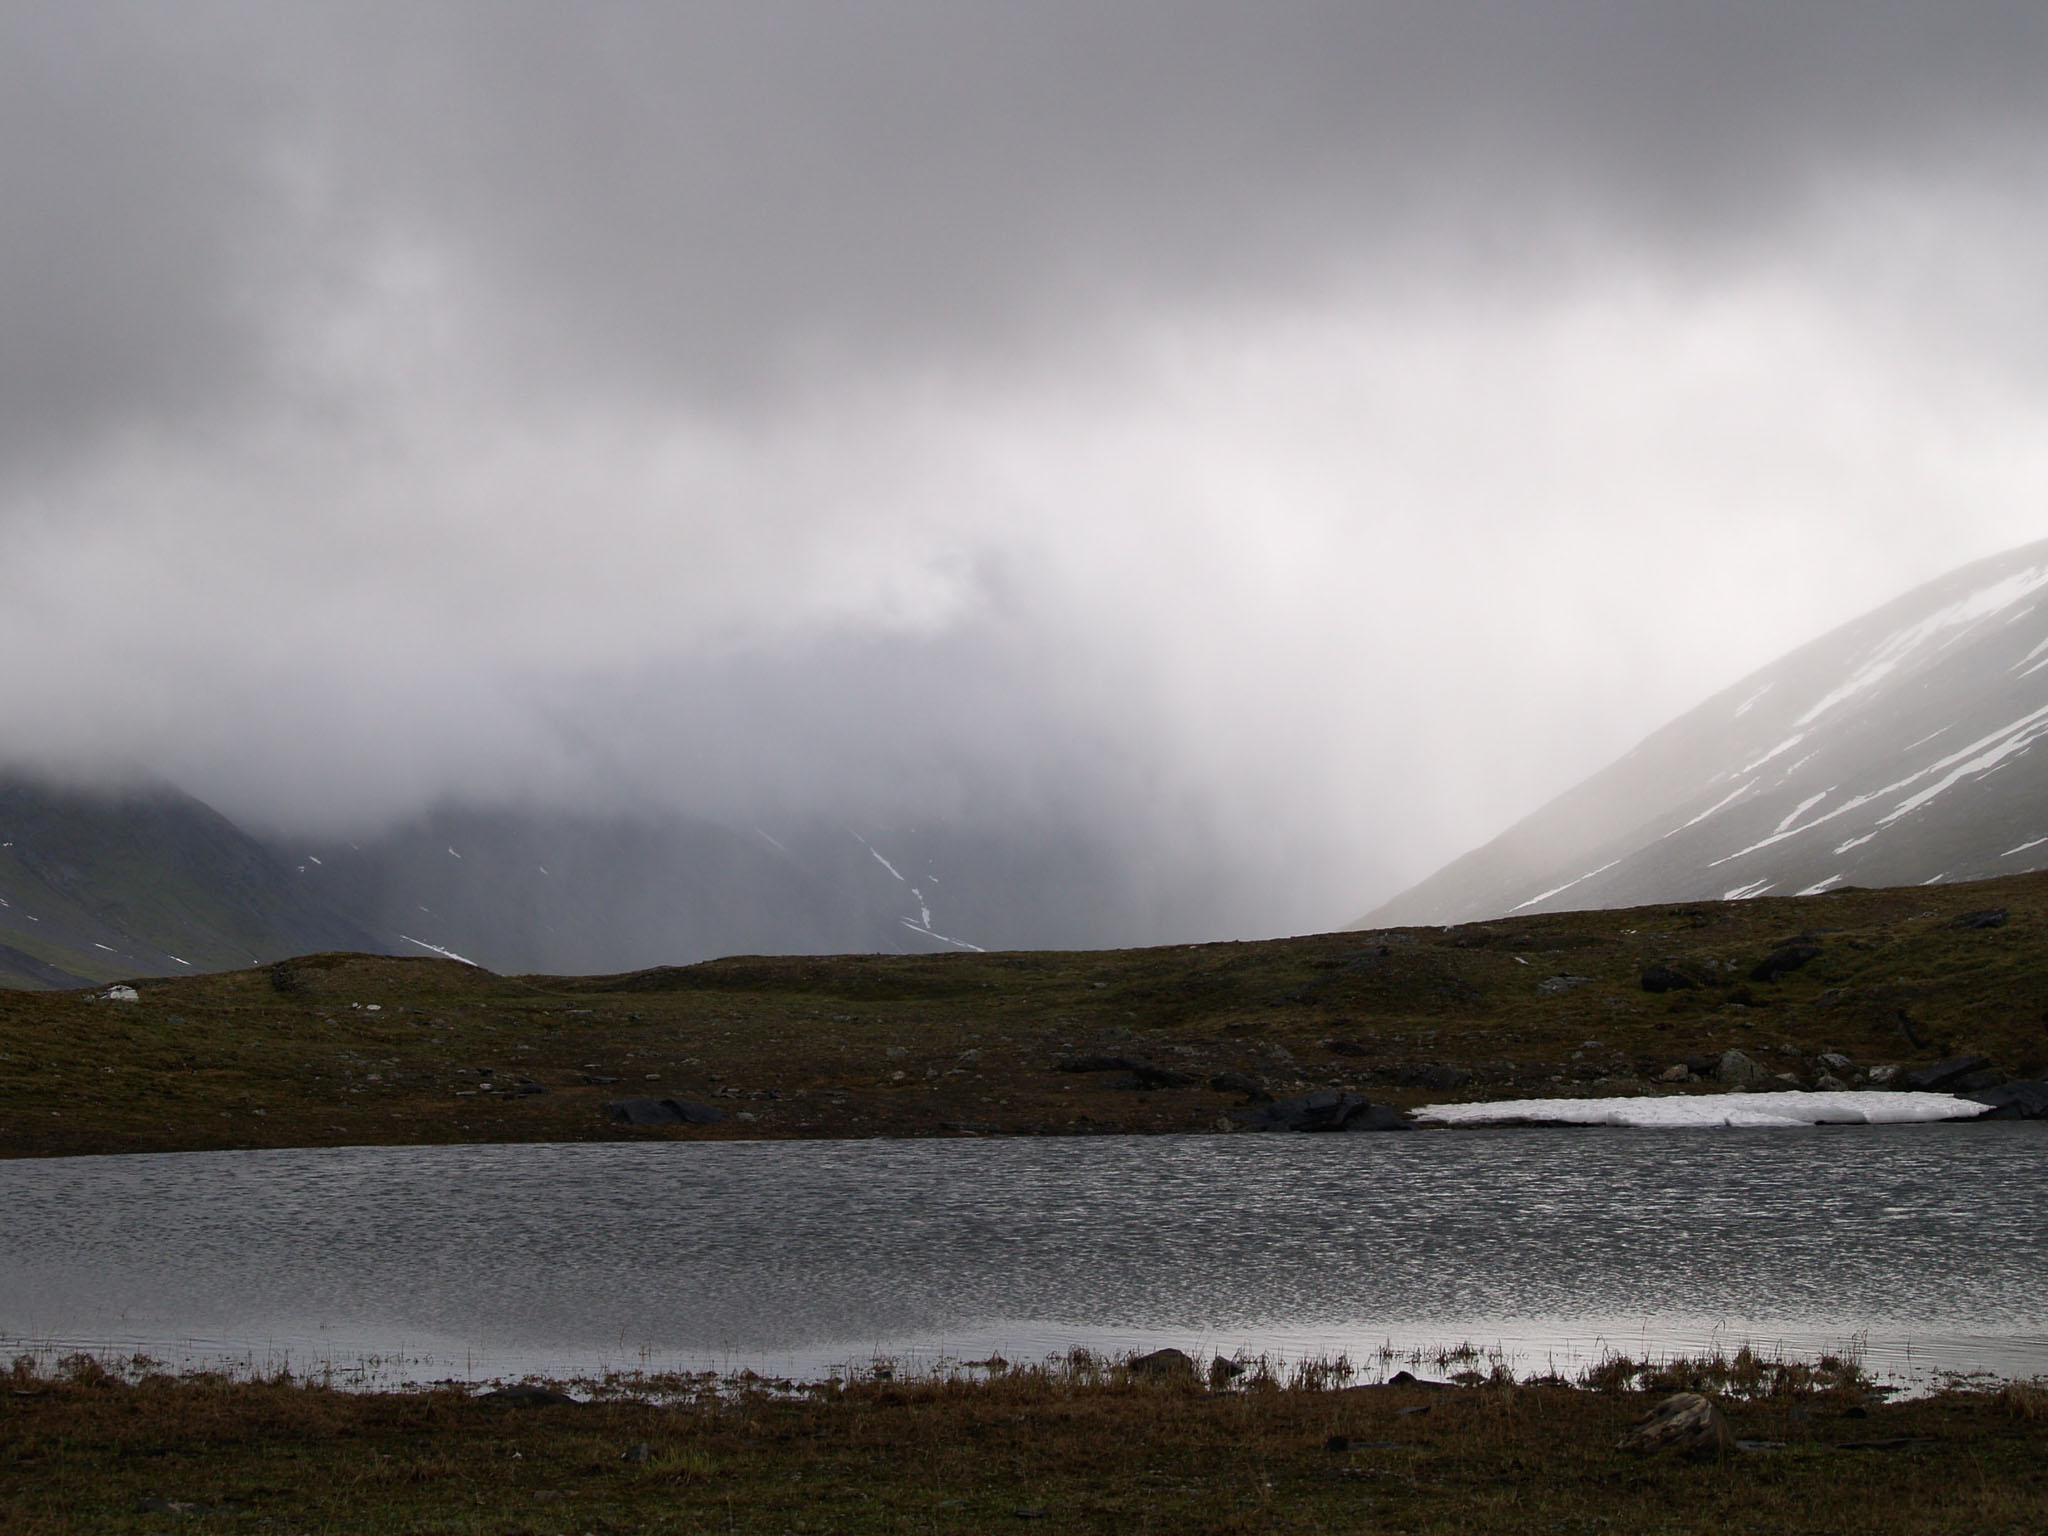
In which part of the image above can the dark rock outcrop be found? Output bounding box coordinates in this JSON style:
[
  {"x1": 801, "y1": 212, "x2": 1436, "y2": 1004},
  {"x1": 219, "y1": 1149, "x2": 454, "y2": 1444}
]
[
  {"x1": 1964, "y1": 1080, "x2": 2048, "y2": 1118},
  {"x1": 1949, "y1": 907, "x2": 2009, "y2": 929},
  {"x1": 604, "y1": 1097, "x2": 725, "y2": 1126},
  {"x1": 1749, "y1": 943, "x2": 1822, "y2": 983},
  {"x1": 1234, "y1": 1089, "x2": 1412, "y2": 1133},
  {"x1": 1639, "y1": 963, "x2": 1700, "y2": 993},
  {"x1": 1128, "y1": 1347, "x2": 1197, "y2": 1379},
  {"x1": 1898, "y1": 1055, "x2": 1996, "y2": 1093}
]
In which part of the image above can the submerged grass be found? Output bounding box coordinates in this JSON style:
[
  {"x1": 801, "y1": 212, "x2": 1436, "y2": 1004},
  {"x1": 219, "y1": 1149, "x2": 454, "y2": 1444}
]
[{"x1": 2, "y1": 1349, "x2": 2043, "y2": 1533}]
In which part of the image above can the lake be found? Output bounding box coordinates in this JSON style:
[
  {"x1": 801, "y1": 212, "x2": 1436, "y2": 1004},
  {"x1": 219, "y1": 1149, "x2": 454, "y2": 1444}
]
[{"x1": 3, "y1": 1123, "x2": 2044, "y2": 1390}]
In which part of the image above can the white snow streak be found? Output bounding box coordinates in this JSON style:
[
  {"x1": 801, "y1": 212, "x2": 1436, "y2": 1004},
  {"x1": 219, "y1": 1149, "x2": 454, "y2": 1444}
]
[
  {"x1": 852, "y1": 832, "x2": 905, "y2": 883},
  {"x1": 2003, "y1": 837, "x2": 2048, "y2": 857},
  {"x1": 1736, "y1": 733, "x2": 1807, "y2": 776},
  {"x1": 1415, "y1": 1090, "x2": 1988, "y2": 1129},
  {"x1": 1672, "y1": 781, "x2": 1753, "y2": 834},
  {"x1": 1772, "y1": 789, "x2": 1833, "y2": 835},
  {"x1": 399, "y1": 934, "x2": 479, "y2": 966},
  {"x1": 1722, "y1": 878, "x2": 1774, "y2": 900},
  {"x1": 1796, "y1": 564, "x2": 2048, "y2": 727},
  {"x1": 1794, "y1": 875, "x2": 1844, "y2": 896},
  {"x1": 1510, "y1": 858, "x2": 1622, "y2": 913},
  {"x1": 1733, "y1": 683, "x2": 1772, "y2": 718}
]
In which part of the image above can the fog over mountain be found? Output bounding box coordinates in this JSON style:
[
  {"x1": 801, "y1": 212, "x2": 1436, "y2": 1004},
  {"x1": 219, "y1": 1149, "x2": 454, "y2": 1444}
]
[
  {"x1": 1367, "y1": 538, "x2": 2048, "y2": 926},
  {"x1": 7, "y1": 5, "x2": 2048, "y2": 945}
]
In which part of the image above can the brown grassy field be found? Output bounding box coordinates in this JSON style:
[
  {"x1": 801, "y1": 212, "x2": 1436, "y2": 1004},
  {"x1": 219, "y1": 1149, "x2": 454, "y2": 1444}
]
[
  {"x1": 2, "y1": 1351, "x2": 2044, "y2": 1535},
  {"x1": 2, "y1": 872, "x2": 2046, "y2": 1157}
]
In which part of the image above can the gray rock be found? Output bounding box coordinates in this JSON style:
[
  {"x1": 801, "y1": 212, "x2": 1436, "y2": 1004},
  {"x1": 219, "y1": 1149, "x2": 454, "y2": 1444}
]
[
  {"x1": 1964, "y1": 1080, "x2": 2048, "y2": 1119},
  {"x1": 1658, "y1": 1064, "x2": 1692, "y2": 1083},
  {"x1": 1208, "y1": 1071, "x2": 1271, "y2": 1102},
  {"x1": 604, "y1": 1097, "x2": 725, "y2": 1127},
  {"x1": 1233, "y1": 1089, "x2": 1413, "y2": 1133},
  {"x1": 1616, "y1": 1392, "x2": 1736, "y2": 1459},
  {"x1": 1818, "y1": 1052, "x2": 1854, "y2": 1073},
  {"x1": 1537, "y1": 974, "x2": 1592, "y2": 996},
  {"x1": 1815, "y1": 1074, "x2": 1849, "y2": 1091},
  {"x1": 1716, "y1": 1049, "x2": 1768, "y2": 1086},
  {"x1": 1864, "y1": 1064, "x2": 1899, "y2": 1085}
]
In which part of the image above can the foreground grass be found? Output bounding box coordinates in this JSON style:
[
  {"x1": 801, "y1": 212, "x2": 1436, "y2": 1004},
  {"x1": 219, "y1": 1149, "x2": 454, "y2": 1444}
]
[
  {"x1": 2, "y1": 1353, "x2": 2044, "y2": 1534},
  {"x1": 3, "y1": 874, "x2": 2047, "y2": 1156}
]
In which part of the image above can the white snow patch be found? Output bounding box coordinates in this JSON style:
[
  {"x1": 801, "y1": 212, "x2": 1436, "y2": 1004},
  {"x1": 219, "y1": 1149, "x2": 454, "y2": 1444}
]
[
  {"x1": 1834, "y1": 832, "x2": 1878, "y2": 854},
  {"x1": 399, "y1": 935, "x2": 479, "y2": 966},
  {"x1": 1903, "y1": 726, "x2": 1953, "y2": 752},
  {"x1": 93, "y1": 942, "x2": 115, "y2": 952},
  {"x1": 1921, "y1": 872, "x2": 1948, "y2": 885},
  {"x1": 1797, "y1": 563, "x2": 2048, "y2": 727},
  {"x1": 1733, "y1": 683, "x2": 1772, "y2": 718},
  {"x1": 1415, "y1": 1090, "x2": 1989, "y2": 1129},
  {"x1": 306, "y1": 855, "x2": 323, "y2": 866},
  {"x1": 1509, "y1": 858, "x2": 1622, "y2": 913},
  {"x1": 167, "y1": 955, "x2": 189, "y2": 966},
  {"x1": 1722, "y1": 878, "x2": 1774, "y2": 900},
  {"x1": 1795, "y1": 875, "x2": 1844, "y2": 896},
  {"x1": 753, "y1": 826, "x2": 791, "y2": 856},
  {"x1": 1773, "y1": 789, "x2": 1833, "y2": 836},
  {"x1": 446, "y1": 847, "x2": 462, "y2": 859},
  {"x1": 2003, "y1": 837, "x2": 2048, "y2": 857}
]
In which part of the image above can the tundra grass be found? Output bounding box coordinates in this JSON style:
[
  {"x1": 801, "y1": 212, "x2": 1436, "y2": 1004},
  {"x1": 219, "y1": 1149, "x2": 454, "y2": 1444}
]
[
  {"x1": 2, "y1": 1352, "x2": 2044, "y2": 1534},
  {"x1": 3, "y1": 873, "x2": 2047, "y2": 1157}
]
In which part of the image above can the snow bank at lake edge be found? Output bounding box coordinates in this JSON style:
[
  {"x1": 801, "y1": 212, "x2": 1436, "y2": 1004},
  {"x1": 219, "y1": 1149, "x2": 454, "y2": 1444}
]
[{"x1": 1414, "y1": 1090, "x2": 1989, "y2": 1129}]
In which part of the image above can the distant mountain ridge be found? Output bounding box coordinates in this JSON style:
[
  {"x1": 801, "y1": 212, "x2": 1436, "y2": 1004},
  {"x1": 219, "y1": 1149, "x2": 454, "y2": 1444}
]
[
  {"x1": 1364, "y1": 535, "x2": 2048, "y2": 927},
  {"x1": 0, "y1": 776, "x2": 381, "y2": 988},
  {"x1": 0, "y1": 775, "x2": 1225, "y2": 988}
]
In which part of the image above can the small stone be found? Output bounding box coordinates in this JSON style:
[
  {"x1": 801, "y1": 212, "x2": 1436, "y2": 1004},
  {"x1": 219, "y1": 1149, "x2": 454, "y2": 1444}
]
[
  {"x1": 1815, "y1": 1073, "x2": 1848, "y2": 1091},
  {"x1": 1538, "y1": 974, "x2": 1593, "y2": 996},
  {"x1": 1818, "y1": 1052, "x2": 1854, "y2": 1073},
  {"x1": 1865, "y1": 1064, "x2": 1898, "y2": 1085},
  {"x1": 1659, "y1": 1064, "x2": 1692, "y2": 1083}
]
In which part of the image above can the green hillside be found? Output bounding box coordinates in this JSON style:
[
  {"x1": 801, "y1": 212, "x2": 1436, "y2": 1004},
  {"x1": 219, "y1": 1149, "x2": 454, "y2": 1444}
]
[{"x1": 3, "y1": 870, "x2": 2045, "y2": 1157}]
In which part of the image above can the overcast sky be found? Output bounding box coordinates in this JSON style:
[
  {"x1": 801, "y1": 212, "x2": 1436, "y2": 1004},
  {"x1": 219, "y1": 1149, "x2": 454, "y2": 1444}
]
[{"x1": 6, "y1": 2, "x2": 2048, "y2": 935}]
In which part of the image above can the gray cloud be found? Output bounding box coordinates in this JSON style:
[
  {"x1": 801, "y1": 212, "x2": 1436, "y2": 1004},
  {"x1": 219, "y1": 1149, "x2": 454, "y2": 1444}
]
[{"x1": 6, "y1": 3, "x2": 2048, "y2": 937}]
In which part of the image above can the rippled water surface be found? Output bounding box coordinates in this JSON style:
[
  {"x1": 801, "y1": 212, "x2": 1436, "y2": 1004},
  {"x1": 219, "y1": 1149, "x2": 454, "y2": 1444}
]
[{"x1": 4, "y1": 1124, "x2": 2044, "y2": 1386}]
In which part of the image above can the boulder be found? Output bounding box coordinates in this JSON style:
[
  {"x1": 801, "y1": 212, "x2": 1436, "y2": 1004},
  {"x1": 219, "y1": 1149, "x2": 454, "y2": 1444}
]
[
  {"x1": 104, "y1": 985, "x2": 140, "y2": 1004},
  {"x1": 1639, "y1": 964, "x2": 1700, "y2": 994},
  {"x1": 1715, "y1": 1049, "x2": 1768, "y2": 1086},
  {"x1": 1059, "y1": 1054, "x2": 1192, "y2": 1089},
  {"x1": 1817, "y1": 1052, "x2": 1854, "y2": 1073},
  {"x1": 1658, "y1": 1064, "x2": 1692, "y2": 1083},
  {"x1": 1208, "y1": 1071, "x2": 1272, "y2": 1102},
  {"x1": 1128, "y1": 1347, "x2": 1196, "y2": 1379},
  {"x1": 1234, "y1": 1089, "x2": 1412, "y2": 1133},
  {"x1": 1616, "y1": 1392, "x2": 1736, "y2": 1459},
  {"x1": 1749, "y1": 944, "x2": 1822, "y2": 983},
  {"x1": 1899, "y1": 1055, "x2": 1994, "y2": 1092},
  {"x1": 1537, "y1": 974, "x2": 1592, "y2": 996},
  {"x1": 604, "y1": 1097, "x2": 725, "y2": 1127},
  {"x1": 1964, "y1": 1080, "x2": 2048, "y2": 1119}
]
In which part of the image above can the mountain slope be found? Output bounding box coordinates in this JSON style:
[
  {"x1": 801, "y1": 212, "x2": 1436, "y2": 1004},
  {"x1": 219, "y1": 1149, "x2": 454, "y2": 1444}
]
[
  {"x1": 1365, "y1": 536, "x2": 2048, "y2": 926},
  {"x1": 0, "y1": 776, "x2": 383, "y2": 987}
]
